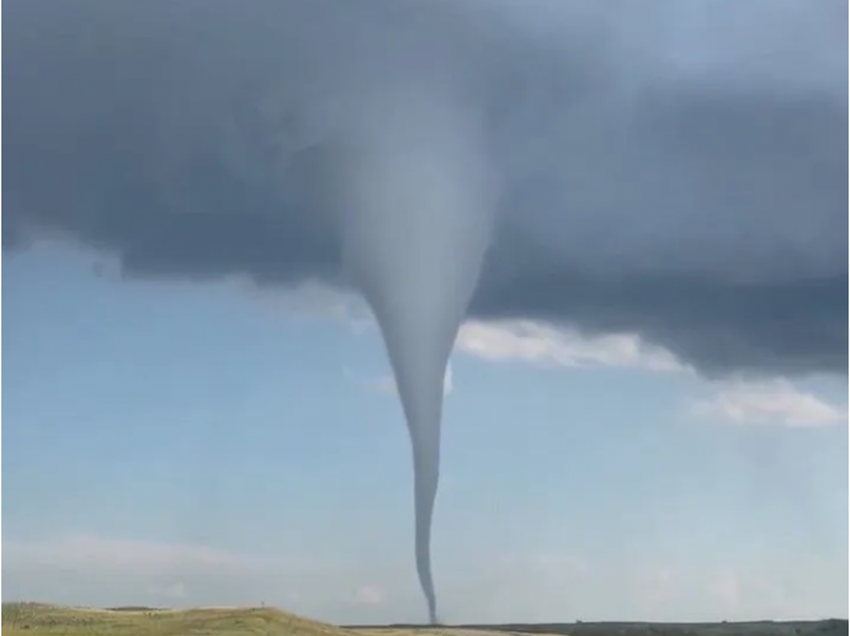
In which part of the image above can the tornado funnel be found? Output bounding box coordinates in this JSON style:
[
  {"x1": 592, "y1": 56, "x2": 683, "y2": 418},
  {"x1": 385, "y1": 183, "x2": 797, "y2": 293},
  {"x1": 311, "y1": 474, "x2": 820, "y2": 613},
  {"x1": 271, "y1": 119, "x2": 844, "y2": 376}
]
[{"x1": 340, "y1": 86, "x2": 494, "y2": 623}]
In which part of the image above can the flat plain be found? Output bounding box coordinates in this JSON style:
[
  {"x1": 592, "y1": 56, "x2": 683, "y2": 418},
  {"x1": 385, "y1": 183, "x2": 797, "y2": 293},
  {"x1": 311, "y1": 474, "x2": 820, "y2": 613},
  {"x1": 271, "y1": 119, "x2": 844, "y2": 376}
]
[{"x1": 2, "y1": 603, "x2": 846, "y2": 636}]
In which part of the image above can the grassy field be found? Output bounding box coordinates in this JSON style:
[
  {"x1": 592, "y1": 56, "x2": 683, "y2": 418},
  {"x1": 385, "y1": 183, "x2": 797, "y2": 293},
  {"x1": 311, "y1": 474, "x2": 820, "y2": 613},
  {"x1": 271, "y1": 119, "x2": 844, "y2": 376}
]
[
  {"x1": 3, "y1": 603, "x2": 846, "y2": 636},
  {"x1": 1, "y1": 603, "x2": 356, "y2": 636}
]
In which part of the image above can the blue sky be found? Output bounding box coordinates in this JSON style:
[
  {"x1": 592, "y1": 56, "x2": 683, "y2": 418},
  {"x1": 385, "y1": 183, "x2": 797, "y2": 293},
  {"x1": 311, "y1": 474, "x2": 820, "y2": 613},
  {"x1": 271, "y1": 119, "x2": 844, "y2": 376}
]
[{"x1": 4, "y1": 244, "x2": 847, "y2": 623}]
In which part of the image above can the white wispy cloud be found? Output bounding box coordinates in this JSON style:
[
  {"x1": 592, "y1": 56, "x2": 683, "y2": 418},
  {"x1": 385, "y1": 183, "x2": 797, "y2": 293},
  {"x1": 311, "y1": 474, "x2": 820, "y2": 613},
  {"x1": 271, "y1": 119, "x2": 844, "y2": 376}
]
[
  {"x1": 455, "y1": 319, "x2": 685, "y2": 373},
  {"x1": 345, "y1": 585, "x2": 386, "y2": 607},
  {"x1": 147, "y1": 582, "x2": 187, "y2": 600},
  {"x1": 3, "y1": 535, "x2": 254, "y2": 571},
  {"x1": 3, "y1": 535, "x2": 271, "y2": 611},
  {"x1": 692, "y1": 379, "x2": 847, "y2": 428},
  {"x1": 3, "y1": 534, "x2": 348, "y2": 617},
  {"x1": 284, "y1": 287, "x2": 844, "y2": 432},
  {"x1": 277, "y1": 287, "x2": 686, "y2": 373}
]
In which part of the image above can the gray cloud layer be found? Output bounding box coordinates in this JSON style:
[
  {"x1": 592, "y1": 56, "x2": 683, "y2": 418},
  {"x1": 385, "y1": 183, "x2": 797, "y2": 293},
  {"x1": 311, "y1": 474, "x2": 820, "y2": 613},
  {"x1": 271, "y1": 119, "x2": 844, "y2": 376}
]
[{"x1": 5, "y1": 0, "x2": 847, "y2": 375}]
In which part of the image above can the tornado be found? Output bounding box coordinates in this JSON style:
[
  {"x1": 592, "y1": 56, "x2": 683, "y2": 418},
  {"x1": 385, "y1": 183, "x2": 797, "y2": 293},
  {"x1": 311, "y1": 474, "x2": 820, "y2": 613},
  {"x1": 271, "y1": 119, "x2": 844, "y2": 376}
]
[{"x1": 339, "y1": 85, "x2": 495, "y2": 623}]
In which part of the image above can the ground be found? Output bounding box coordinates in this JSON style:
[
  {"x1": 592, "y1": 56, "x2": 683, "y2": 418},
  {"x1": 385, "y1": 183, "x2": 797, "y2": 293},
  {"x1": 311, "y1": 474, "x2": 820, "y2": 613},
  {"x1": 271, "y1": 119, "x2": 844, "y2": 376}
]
[{"x1": 2, "y1": 603, "x2": 846, "y2": 636}]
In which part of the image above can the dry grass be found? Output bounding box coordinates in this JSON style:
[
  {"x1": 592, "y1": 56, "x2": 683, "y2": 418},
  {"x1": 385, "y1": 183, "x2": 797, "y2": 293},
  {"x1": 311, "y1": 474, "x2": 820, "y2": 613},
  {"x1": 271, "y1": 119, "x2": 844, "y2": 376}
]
[{"x1": 1, "y1": 602, "x2": 355, "y2": 636}]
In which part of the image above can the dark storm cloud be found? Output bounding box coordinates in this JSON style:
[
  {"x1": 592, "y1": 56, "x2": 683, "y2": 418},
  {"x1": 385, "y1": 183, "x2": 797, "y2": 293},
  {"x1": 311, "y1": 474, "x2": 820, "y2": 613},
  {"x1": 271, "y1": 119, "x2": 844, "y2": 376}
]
[{"x1": 4, "y1": 0, "x2": 847, "y2": 375}]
